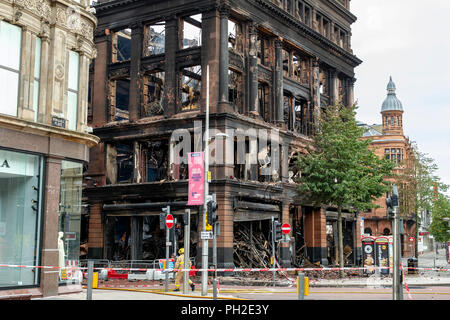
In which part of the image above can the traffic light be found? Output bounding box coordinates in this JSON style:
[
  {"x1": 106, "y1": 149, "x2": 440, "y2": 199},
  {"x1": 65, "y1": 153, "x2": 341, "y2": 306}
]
[
  {"x1": 386, "y1": 197, "x2": 394, "y2": 219},
  {"x1": 273, "y1": 220, "x2": 282, "y2": 242},
  {"x1": 175, "y1": 222, "x2": 182, "y2": 237},
  {"x1": 386, "y1": 187, "x2": 399, "y2": 219},
  {"x1": 160, "y1": 206, "x2": 170, "y2": 229},
  {"x1": 206, "y1": 199, "x2": 218, "y2": 231}
]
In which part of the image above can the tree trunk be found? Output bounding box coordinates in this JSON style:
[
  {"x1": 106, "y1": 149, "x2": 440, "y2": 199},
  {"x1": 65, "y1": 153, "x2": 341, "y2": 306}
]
[
  {"x1": 338, "y1": 206, "x2": 344, "y2": 278},
  {"x1": 414, "y1": 213, "x2": 419, "y2": 258}
]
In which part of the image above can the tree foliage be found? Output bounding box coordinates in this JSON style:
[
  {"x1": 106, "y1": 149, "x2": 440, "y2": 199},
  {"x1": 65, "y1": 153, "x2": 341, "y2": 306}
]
[
  {"x1": 295, "y1": 104, "x2": 395, "y2": 271},
  {"x1": 429, "y1": 193, "x2": 450, "y2": 243},
  {"x1": 295, "y1": 104, "x2": 395, "y2": 212}
]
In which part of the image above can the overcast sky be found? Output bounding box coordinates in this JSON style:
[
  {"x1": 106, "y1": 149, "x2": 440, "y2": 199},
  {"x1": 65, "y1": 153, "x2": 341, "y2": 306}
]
[{"x1": 351, "y1": 0, "x2": 450, "y2": 194}]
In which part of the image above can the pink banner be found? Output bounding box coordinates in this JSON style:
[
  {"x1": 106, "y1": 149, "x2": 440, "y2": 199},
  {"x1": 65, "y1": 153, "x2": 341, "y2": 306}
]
[{"x1": 188, "y1": 152, "x2": 204, "y2": 206}]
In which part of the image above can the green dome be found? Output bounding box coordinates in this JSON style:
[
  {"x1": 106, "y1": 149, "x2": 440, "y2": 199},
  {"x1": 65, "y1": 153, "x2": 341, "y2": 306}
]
[{"x1": 381, "y1": 76, "x2": 403, "y2": 112}]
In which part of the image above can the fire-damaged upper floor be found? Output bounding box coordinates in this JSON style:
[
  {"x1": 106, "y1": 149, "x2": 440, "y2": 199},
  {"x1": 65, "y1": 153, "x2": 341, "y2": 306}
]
[
  {"x1": 86, "y1": 0, "x2": 361, "y2": 196},
  {"x1": 88, "y1": 0, "x2": 361, "y2": 123}
]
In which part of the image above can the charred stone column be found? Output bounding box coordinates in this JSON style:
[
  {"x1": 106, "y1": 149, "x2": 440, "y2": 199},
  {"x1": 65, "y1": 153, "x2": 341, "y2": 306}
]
[
  {"x1": 312, "y1": 58, "x2": 321, "y2": 123},
  {"x1": 131, "y1": 216, "x2": 143, "y2": 260},
  {"x1": 218, "y1": 4, "x2": 230, "y2": 107},
  {"x1": 129, "y1": 23, "x2": 143, "y2": 122},
  {"x1": 346, "y1": 77, "x2": 356, "y2": 107},
  {"x1": 248, "y1": 22, "x2": 259, "y2": 115},
  {"x1": 280, "y1": 201, "x2": 291, "y2": 267},
  {"x1": 274, "y1": 38, "x2": 284, "y2": 124},
  {"x1": 329, "y1": 68, "x2": 338, "y2": 106},
  {"x1": 91, "y1": 29, "x2": 109, "y2": 127},
  {"x1": 163, "y1": 16, "x2": 179, "y2": 117},
  {"x1": 201, "y1": 7, "x2": 220, "y2": 114}
]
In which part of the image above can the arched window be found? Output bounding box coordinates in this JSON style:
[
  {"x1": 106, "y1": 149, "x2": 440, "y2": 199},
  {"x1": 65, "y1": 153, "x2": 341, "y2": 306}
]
[
  {"x1": 383, "y1": 228, "x2": 391, "y2": 236},
  {"x1": 364, "y1": 228, "x2": 372, "y2": 236}
]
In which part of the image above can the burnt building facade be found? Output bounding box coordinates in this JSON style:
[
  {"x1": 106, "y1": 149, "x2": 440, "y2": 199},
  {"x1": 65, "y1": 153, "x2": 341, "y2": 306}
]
[{"x1": 84, "y1": 0, "x2": 362, "y2": 268}]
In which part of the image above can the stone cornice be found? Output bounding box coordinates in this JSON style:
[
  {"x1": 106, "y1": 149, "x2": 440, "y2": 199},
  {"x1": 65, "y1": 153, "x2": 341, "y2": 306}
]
[
  {"x1": 0, "y1": 115, "x2": 100, "y2": 148},
  {"x1": 253, "y1": 0, "x2": 362, "y2": 68}
]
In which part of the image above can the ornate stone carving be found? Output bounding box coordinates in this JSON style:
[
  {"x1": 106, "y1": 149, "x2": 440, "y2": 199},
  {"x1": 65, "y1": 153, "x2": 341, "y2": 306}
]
[{"x1": 55, "y1": 64, "x2": 65, "y2": 81}]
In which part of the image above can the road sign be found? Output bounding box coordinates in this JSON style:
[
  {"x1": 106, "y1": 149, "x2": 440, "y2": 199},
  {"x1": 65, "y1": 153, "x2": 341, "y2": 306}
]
[
  {"x1": 281, "y1": 223, "x2": 291, "y2": 235},
  {"x1": 409, "y1": 236, "x2": 415, "y2": 242},
  {"x1": 166, "y1": 214, "x2": 174, "y2": 229},
  {"x1": 201, "y1": 231, "x2": 213, "y2": 240}
]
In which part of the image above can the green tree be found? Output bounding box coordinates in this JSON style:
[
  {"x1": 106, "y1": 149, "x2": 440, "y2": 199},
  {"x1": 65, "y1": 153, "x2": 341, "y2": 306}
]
[
  {"x1": 396, "y1": 143, "x2": 449, "y2": 257},
  {"x1": 428, "y1": 193, "x2": 450, "y2": 243},
  {"x1": 295, "y1": 104, "x2": 395, "y2": 275}
]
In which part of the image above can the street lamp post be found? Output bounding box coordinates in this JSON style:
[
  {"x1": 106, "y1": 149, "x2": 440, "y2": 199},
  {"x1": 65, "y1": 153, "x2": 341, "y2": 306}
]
[{"x1": 201, "y1": 65, "x2": 210, "y2": 296}]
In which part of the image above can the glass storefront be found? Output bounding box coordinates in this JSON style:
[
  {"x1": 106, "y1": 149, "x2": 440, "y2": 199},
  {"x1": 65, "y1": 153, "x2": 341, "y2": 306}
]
[
  {"x1": 0, "y1": 149, "x2": 44, "y2": 287},
  {"x1": 58, "y1": 160, "x2": 83, "y2": 284}
]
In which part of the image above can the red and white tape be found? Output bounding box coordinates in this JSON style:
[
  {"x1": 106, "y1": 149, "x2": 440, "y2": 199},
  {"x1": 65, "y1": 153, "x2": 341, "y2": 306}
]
[{"x1": 1, "y1": 264, "x2": 449, "y2": 273}]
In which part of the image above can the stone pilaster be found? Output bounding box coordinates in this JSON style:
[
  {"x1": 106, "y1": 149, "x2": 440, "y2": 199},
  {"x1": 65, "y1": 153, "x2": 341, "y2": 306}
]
[
  {"x1": 163, "y1": 17, "x2": 178, "y2": 117},
  {"x1": 218, "y1": 4, "x2": 230, "y2": 111},
  {"x1": 129, "y1": 23, "x2": 143, "y2": 121},
  {"x1": 248, "y1": 21, "x2": 259, "y2": 115},
  {"x1": 274, "y1": 38, "x2": 284, "y2": 124},
  {"x1": 40, "y1": 156, "x2": 62, "y2": 297}
]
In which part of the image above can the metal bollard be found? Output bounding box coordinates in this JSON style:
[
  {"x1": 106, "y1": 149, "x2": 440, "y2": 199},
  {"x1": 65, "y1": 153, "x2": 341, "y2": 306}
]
[
  {"x1": 297, "y1": 273, "x2": 305, "y2": 300},
  {"x1": 213, "y1": 279, "x2": 218, "y2": 300},
  {"x1": 87, "y1": 260, "x2": 94, "y2": 300}
]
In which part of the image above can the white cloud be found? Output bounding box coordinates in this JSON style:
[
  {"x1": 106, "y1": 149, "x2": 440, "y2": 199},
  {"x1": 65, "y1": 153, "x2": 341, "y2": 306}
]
[{"x1": 351, "y1": 0, "x2": 450, "y2": 193}]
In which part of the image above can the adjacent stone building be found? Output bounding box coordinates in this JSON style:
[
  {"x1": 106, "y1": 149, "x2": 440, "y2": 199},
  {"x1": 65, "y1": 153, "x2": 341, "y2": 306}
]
[
  {"x1": 0, "y1": 0, "x2": 98, "y2": 298},
  {"x1": 84, "y1": 0, "x2": 362, "y2": 269},
  {"x1": 360, "y1": 77, "x2": 416, "y2": 257}
]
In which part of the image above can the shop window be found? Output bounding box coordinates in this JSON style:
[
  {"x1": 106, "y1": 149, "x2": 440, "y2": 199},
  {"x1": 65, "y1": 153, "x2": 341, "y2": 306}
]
[
  {"x1": 0, "y1": 149, "x2": 44, "y2": 288},
  {"x1": 228, "y1": 69, "x2": 243, "y2": 113},
  {"x1": 144, "y1": 22, "x2": 165, "y2": 56},
  {"x1": 59, "y1": 160, "x2": 83, "y2": 284},
  {"x1": 182, "y1": 14, "x2": 202, "y2": 49},
  {"x1": 112, "y1": 29, "x2": 131, "y2": 62},
  {"x1": 142, "y1": 71, "x2": 165, "y2": 117},
  {"x1": 67, "y1": 50, "x2": 79, "y2": 131},
  {"x1": 0, "y1": 21, "x2": 22, "y2": 117},
  {"x1": 181, "y1": 66, "x2": 201, "y2": 111}
]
